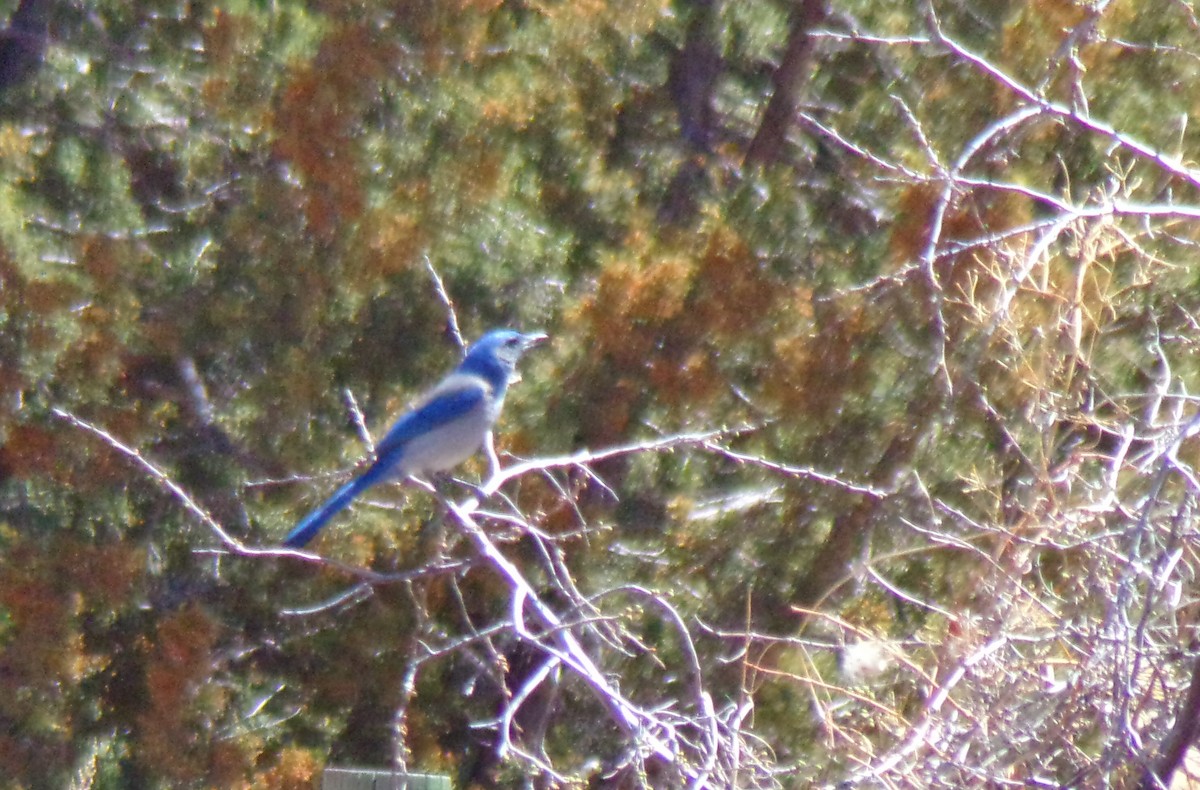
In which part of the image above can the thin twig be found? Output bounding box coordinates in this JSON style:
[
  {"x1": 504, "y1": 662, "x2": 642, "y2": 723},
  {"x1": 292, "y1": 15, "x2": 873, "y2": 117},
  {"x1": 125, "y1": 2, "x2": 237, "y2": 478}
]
[{"x1": 424, "y1": 256, "x2": 466, "y2": 353}]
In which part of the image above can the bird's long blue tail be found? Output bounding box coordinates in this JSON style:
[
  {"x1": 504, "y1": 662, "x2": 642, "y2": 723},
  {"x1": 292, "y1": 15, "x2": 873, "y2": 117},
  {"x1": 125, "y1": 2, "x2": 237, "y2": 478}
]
[{"x1": 283, "y1": 474, "x2": 373, "y2": 548}]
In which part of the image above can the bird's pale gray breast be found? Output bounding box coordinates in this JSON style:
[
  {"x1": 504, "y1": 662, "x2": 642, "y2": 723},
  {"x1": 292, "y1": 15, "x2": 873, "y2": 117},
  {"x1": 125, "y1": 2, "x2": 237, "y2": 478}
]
[{"x1": 396, "y1": 374, "x2": 501, "y2": 476}]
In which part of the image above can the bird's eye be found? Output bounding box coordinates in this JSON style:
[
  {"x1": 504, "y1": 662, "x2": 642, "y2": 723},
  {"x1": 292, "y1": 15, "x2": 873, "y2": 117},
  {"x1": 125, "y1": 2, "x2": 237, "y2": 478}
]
[{"x1": 505, "y1": 337, "x2": 520, "y2": 346}]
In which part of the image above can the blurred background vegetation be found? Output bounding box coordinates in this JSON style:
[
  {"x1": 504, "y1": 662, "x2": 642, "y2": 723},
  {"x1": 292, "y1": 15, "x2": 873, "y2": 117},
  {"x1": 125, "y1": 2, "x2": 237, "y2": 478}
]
[{"x1": 4, "y1": 0, "x2": 1200, "y2": 786}]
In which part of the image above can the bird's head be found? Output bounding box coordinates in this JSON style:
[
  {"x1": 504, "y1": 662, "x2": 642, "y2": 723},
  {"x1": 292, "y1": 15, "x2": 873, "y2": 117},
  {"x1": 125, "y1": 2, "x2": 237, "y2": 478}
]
[{"x1": 458, "y1": 329, "x2": 547, "y2": 388}]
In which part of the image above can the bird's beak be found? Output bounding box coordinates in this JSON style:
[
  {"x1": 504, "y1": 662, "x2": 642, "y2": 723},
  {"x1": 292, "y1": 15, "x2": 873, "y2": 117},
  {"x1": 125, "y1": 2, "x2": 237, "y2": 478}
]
[{"x1": 523, "y1": 331, "x2": 549, "y2": 350}]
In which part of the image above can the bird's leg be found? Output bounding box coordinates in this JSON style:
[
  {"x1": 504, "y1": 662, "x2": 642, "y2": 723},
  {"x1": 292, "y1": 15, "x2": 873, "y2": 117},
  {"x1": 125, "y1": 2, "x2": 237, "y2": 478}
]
[{"x1": 483, "y1": 430, "x2": 501, "y2": 479}]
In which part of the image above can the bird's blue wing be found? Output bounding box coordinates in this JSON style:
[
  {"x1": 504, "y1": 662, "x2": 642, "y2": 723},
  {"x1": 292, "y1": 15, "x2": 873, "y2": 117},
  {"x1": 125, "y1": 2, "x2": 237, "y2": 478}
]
[
  {"x1": 374, "y1": 376, "x2": 489, "y2": 460},
  {"x1": 283, "y1": 378, "x2": 488, "y2": 548},
  {"x1": 281, "y1": 331, "x2": 543, "y2": 549}
]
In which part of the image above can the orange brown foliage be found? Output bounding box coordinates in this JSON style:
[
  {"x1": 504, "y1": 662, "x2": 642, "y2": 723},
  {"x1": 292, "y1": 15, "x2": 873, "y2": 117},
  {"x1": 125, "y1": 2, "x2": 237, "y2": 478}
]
[
  {"x1": 0, "y1": 537, "x2": 144, "y2": 783},
  {"x1": 691, "y1": 226, "x2": 778, "y2": 338},
  {"x1": 0, "y1": 424, "x2": 60, "y2": 480},
  {"x1": 763, "y1": 289, "x2": 867, "y2": 423},
  {"x1": 59, "y1": 539, "x2": 143, "y2": 606},
  {"x1": 202, "y1": 8, "x2": 242, "y2": 68},
  {"x1": 890, "y1": 182, "x2": 1033, "y2": 323},
  {"x1": 249, "y1": 748, "x2": 321, "y2": 790},
  {"x1": 358, "y1": 205, "x2": 427, "y2": 278},
  {"x1": 135, "y1": 604, "x2": 224, "y2": 781},
  {"x1": 273, "y1": 23, "x2": 396, "y2": 238},
  {"x1": 569, "y1": 224, "x2": 782, "y2": 441},
  {"x1": 1026, "y1": 0, "x2": 1090, "y2": 30},
  {"x1": 586, "y1": 251, "x2": 726, "y2": 407},
  {"x1": 999, "y1": 0, "x2": 1135, "y2": 107},
  {"x1": 22, "y1": 278, "x2": 79, "y2": 313},
  {"x1": 79, "y1": 235, "x2": 123, "y2": 288},
  {"x1": 0, "y1": 555, "x2": 74, "y2": 687},
  {"x1": 586, "y1": 254, "x2": 694, "y2": 366}
]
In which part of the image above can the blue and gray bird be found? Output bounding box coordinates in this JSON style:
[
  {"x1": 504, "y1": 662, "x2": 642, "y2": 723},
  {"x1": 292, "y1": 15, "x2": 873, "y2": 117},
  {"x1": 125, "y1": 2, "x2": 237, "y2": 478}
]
[{"x1": 282, "y1": 329, "x2": 547, "y2": 548}]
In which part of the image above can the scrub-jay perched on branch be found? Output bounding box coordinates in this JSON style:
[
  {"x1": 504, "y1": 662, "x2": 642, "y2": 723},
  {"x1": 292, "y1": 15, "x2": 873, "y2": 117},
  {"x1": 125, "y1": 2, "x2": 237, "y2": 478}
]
[{"x1": 282, "y1": 329, "x2": 547, "y2": 548}]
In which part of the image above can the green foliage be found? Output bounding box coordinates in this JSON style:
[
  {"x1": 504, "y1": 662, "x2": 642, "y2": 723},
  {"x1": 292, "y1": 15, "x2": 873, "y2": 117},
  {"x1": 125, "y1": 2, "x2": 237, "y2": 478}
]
[{"x1": 3, "y1": 0, "x2": 1200, "y2": 786}]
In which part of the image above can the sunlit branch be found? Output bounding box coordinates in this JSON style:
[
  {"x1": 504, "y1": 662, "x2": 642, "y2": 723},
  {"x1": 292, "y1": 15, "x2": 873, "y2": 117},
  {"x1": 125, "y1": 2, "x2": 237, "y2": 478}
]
[
  {"x1": 925, "y1": 7, "x2": 1200, "y2": 193},
  {"x1": 50, "y1": 406, "x2": 471, "y2": 585},
  {"x1": 443, "y1": 496, "x2": 685, "y2": 770},
  {"x1": 423, "y1": 255, "x2": 466, "y2": 353}
]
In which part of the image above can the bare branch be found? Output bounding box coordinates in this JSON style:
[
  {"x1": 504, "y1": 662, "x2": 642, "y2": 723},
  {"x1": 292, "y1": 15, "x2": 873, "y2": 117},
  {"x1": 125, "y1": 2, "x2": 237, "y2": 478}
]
[{"x1": 424, "y1": 255, "x2": 466, "y2": 353}]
